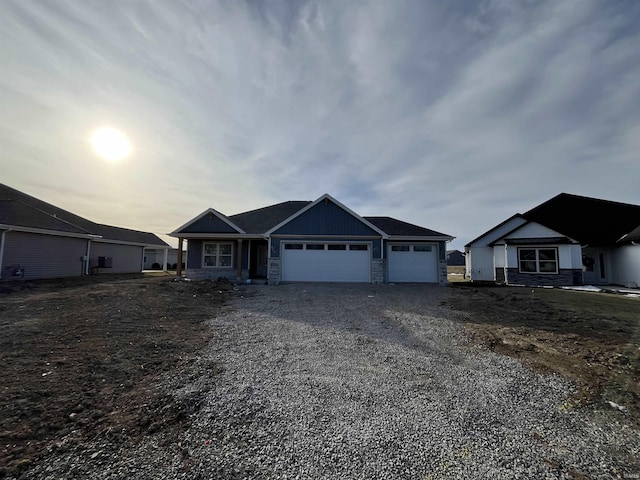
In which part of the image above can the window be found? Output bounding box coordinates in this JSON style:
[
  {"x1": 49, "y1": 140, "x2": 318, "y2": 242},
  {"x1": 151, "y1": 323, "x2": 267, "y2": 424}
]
[
  {"x1": 328, "y1": 244, "x2": 347, "y2": 251},
  {"x1": 306, "y1": 244, "x2": 325, "y2": 250},
  {"x1": 518, "y1": 248, "x2": 558, "y2": 274},
  {"x1": 349, "y1": 244, "x2": 368, "y2": 251},
  {"x1": 284, "y1": 244, "x2": 303, "y2": 250},
  {"x1": 203, "y1": 242, "x2": 233, "y2": 267},
  {"x1": 413, "y1": 245, "x2": 432, "y2": 252},
  {"x1": 391, "y1": 245, "x2": 410, "y2": 252}
]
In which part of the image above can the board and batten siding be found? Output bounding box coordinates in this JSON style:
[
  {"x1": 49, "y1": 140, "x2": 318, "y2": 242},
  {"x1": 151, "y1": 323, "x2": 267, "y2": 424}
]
[
  {"x1": 90, "y1": 242, "x2": 144, "y2": 273},
  {"x1": 1, "y1": 231, "x2": 86, "y2": 280}
]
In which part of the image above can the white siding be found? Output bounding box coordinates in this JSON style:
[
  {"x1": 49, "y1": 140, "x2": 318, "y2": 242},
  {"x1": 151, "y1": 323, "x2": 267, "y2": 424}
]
[
  {"x1": 471, "y1": 217, "x2": 527, "y2": 247},
  {"x1": 91, "y1": 242, "x2": 144, "y2": 273},
  {"x1": 1, "y1": 231, "x2": 86, "y2": 280},
  {"x1": 504, "y1": 222, "x2": 567, "y2": 240},
  {"x1": 610, "y1": 245, "x2": 640, "y2": 288}
]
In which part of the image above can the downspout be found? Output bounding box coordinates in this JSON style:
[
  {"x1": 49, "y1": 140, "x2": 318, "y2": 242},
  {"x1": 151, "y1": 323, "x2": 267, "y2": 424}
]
[
  {"x1": 85, "y1": 239, "x2": 91, "y2": 275},
  {"x1": 0, "y1": 229, "x2": 11, "y2": 280}
]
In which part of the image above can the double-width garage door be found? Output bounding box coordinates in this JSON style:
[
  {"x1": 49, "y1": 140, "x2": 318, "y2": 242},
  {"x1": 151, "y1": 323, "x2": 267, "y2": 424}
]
[
  {"x1": 387, "y1": 244, "x2": 438, "y2": 283},
  {"x1": 281, "y1": 242, "x2": 370, "y2": 282}
]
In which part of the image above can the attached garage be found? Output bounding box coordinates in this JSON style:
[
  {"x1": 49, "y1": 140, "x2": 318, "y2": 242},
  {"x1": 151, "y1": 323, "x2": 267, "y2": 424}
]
[
  {"x1": 281, "y1": 242, "x2": 371, "y2": 282},
  {"x1": 387, "y1": 243, "x2": 438, "y2": 283}
]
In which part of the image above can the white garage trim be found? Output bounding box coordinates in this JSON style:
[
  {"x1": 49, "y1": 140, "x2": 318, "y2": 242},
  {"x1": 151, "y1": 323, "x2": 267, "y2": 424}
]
[
  {"x1": 387, "y1": 242, "x2": 438, "y2": 283},
  {"x1": 281, "y1": 241, "x2": 371, "y2": 282}
]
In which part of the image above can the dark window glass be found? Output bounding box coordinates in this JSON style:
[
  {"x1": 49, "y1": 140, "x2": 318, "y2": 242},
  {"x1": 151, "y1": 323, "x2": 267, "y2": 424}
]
[
  {"x1": 306, "y1": 244, "x2": 325, "y2": 250},
  {"x1": 349, "y1": 244, "x2": 368, "y2": 251},
  {"x1": 391, "y1": 245, "x2": 410, "y2": 252},
  {"x1": 328, "y1": 244, "x2": 347, "y2": 250},
  {"x1": 284, "y1": 244, "x2": 303, "y2": 250},
  {"x1": 413, "y1": 245, "x2": 432, "y2": 252}
]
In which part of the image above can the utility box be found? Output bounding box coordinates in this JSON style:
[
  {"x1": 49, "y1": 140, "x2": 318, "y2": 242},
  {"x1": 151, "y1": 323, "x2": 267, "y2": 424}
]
[{"x1": 98, "y1": 256, "x2": 113, "y2": 268}]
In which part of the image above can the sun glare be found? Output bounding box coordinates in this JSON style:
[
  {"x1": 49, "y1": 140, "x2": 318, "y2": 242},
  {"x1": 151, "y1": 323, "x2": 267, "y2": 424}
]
[{"x1": 91, "y1": 127, "x2": 132, "y2": 161}]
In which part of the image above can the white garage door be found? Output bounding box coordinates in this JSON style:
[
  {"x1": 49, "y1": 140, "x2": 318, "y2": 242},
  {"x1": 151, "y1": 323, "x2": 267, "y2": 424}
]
[
  {"x1": 281, "y1": 243, "x2": 371, "y2": 282},
  {"x1": 388, "y1": 244, "x2": 438, "y2": 283}
]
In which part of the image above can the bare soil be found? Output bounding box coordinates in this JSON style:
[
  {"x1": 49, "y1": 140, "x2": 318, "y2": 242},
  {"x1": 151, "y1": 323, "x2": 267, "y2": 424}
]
[
  {"x1": 0, "y1": 274, "x2": 232, "y2": 478},
  {"x1": 0, "y1": 275, "x2": 638, "y2": 478},
  {"x1": 446, "y1": 283, "x2": 640, "y2": 421}
]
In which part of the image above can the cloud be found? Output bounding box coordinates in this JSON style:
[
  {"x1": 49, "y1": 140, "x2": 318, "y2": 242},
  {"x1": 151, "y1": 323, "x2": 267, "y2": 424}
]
[{"x1": 1, "y1": 0, "x2": 639, "y2": 248}]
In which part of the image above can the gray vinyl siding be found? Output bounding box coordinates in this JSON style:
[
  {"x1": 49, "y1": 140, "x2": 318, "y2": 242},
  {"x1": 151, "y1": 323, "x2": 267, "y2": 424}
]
[
  {"x1": 1, "y1": 231, "x2": 86, "y2": 280},
  {"x1": 90, "y1": 242, "x2": 144, "y2": 273}
]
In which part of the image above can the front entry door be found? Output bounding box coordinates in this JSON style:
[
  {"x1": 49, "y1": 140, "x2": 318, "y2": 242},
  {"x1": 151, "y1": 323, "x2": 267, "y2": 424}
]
[{"x1": 256, "y1": 245, "x2": 268, "y2": 278}]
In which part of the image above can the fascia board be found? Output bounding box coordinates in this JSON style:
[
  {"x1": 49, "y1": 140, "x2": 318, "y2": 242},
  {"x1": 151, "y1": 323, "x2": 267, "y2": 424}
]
[
  {"x1": 388, "y1": 235, "x2": 455, "y2": 242},
  {"x1": 171, "y1": 208, "x2": 246, "y2": 235},
  {"x1": 168, "y1": 233, "x2": 263, "y2": 239},
  {"x1": 0, "y1": 223, "x2": 101, "y2": 240},
  {"x1": 464, "y1": 214, "x2": 526, "y2": 247},
  {"x1": 264, "y1": 193, "x2": 389, "y2": 239}
]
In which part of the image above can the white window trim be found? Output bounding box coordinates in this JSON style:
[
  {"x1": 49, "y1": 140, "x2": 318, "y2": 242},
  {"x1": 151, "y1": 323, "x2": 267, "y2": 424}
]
[
  {"x1": 202, "y1": 241, "x2": 234, "y2": 268},
  {"x1": 517, "y1": 247, "x2": 559, "y2": 274}
]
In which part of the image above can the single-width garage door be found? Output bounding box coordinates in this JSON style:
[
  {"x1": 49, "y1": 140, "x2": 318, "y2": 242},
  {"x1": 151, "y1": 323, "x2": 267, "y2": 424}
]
[
  {"x1": 281, "y1": 243, "x2": 371, "y2": 282},
  {"x1": 388, "y1": 244, "x2": 438, "y2": 283}
]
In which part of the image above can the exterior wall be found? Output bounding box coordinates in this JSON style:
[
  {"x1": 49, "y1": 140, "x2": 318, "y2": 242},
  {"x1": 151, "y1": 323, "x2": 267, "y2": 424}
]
[
  {"x1": 1, "y1": 231, "x2": 86, "y2": 280},
  {"x1": 372, "y1": 258, "x2": 385, "y2": 284},
  {"x1": 273, "y1": 200, "x2": 379, "y2": 237},
  {"x1": 468, "y1": 246, "x2": 496, "y2": 281},
  {"x1": 185, "y1": 239, "x2": 249, "y2": 280},
  {"x1": 472, "y1": 217, "x2": 528, "y2": 247},
  {"x1": 90, "y1": 242, "x2": 144, "y2": 273},
  {"x1": 268, "y1": 257, "x2": 281, "y2": 285},
  {"x1": 181, "y1": 215, "x2": 238, "y2": 234},
  {"x1": 502, "y1": 244, "x2": 583, "y2": 286},
  {"x1": 504, "y1": 222, "x2": 566, "y2": 239},
  {"x1": 609, "y1": 244, "x2": 640, "y2": 288},
  {"x1": 505, "y1": 268, "x2": 582, "y2": 286}
]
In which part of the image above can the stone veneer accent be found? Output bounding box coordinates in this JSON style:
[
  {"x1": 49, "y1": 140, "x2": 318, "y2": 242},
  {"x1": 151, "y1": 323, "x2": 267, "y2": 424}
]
[
  {"x1": 505, "y1": 268, "x2": 583, "y2": 286},
  {"x1": 372, "y1": 259, "x2": 385, "y2": 284},
  {"x1": 267, "y1": 257, "x2": 281, "y2": 286},
  {"x1": 186, "y1": 268, "x2": 247, "y2": 281},
  {"x1": 439, "y1": 261, "x2": 448, "y2": 285}
]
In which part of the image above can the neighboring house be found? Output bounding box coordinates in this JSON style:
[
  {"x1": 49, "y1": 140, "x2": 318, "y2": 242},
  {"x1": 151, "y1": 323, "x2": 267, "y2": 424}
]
[
  {"x1": 0, "y1": 183, "x2": 170, "y2": 280},
  {"x1": 143, "y1": 248, "x2": 185, "y2": 270},
  {"x1": 170, "y1": 194, "x2": 454, "y2": 285},
  {"x1": 446, "y1": 250, "x2": 465, "y2": 266},
  {"x1": 465, "y1": 193, "x2": 640, "y2": 287}
]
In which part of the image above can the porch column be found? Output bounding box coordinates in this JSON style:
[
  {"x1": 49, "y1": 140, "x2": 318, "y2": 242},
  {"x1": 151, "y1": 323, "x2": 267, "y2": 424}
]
[
  {"x1": 176, "y1": 238, "x2": 184, "y2": 277},
  {"x1": 236, "y1": 239, "x2": 243, "y2": 281},
  {"x1": 163, "y1": 248, "x2": 169, "y2": 272}
]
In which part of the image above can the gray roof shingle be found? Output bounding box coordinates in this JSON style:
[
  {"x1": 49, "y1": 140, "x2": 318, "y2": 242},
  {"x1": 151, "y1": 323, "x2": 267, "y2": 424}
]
[{"x1": 0, "y1": 183, "x2": 169, "y2": 246}]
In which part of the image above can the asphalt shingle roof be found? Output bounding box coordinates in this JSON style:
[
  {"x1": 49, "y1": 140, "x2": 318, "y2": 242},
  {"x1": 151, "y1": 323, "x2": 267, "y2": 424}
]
[
  {"x1": 364, "y1": 216, "x2": 450, "y2": 237},
  {"x1": 523, "y1": 193, "x2": 640, "y2": 246},
  {"x1": 228, "y1": 201, "x2": 312, "y2": 234},
  {"x1": 0, "y1": 183, "x2": 169, "y2": 246}
]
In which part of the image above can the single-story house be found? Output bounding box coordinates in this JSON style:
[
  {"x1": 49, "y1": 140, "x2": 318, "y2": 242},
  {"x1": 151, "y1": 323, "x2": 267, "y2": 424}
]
[
  {"x1": 465, "y1": 193, "x2": 640, "y2": 288},
  {"x1": 0, "y1": 183, "x2": 170, "y2": 280},
  {"x1": 446, "y1": 250, "x2": 465, "y2": 266},
  {"x1": 170, "y1": 194, "x2": 454, "y2": 285}
]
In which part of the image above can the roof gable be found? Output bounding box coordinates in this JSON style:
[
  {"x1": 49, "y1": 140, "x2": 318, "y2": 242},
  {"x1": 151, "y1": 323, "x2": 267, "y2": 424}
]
[
  {"x1": 465, "y1": 214, "x2": 527, "y2": 247},
  {"x1": 266, "y1": 194, "x2": 387, "y2": 237},
  {"x1": 523, "y1": 193, "x2": 640, "y2": 246},
  {"x1": 172, "y1": 208, "x2": 245, "y2": 235},
  {"x1": 489, "y1": 220, "x2": 577, "y2": 246}
]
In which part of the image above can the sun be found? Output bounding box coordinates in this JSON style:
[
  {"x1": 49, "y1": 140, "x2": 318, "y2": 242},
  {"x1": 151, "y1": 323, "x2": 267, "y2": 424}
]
[{"x1": 91, "y1": 127, "x2": 132, "y2": 161}]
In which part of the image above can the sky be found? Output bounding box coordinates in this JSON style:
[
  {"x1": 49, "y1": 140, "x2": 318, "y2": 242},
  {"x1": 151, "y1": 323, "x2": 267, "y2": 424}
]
[{"x1": 1, "y1": 0, "x2": 639, "y2": 249}]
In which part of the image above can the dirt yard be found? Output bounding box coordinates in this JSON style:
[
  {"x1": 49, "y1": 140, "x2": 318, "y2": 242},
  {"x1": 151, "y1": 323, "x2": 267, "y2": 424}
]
[
  {"x1": 0, "y1": 274, "x2": 232, "y2": 478},
  {"x1": 0, "y1": 275, "x2": 638, "y2": 478},
  {"x1": 447, "y1": 284, "x2": 640, "y2": 422}
]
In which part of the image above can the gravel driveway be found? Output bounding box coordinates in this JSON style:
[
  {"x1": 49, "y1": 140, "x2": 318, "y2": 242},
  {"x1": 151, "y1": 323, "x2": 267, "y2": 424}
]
[{"x1": 27, "y1": 284, "x2": 639, "y2": 479}]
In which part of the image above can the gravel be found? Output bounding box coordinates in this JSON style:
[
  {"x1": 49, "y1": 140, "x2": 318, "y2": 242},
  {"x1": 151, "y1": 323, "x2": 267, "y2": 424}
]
[{"x1": 19, "y1": 284, "x2": 639, "y2": 479}]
